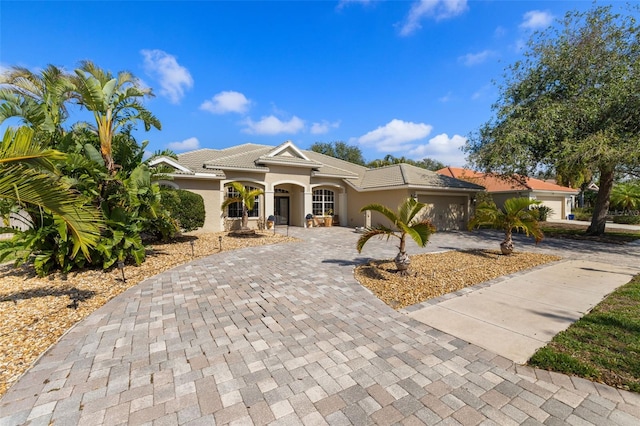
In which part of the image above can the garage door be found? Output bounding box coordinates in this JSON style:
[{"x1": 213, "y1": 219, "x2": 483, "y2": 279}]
[
  {"x1": 418, "y1": 195, "x2": 467, "y2": 231},
  {"x1": 535, "y1": 197, "x2": 564, "y2": 220}
]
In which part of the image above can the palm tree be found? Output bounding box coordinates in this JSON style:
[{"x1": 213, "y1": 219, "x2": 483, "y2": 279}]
[
  {"x1": 0, "y1": 127, "x2": 103, "y2": 259},
  {"x1": 357, "y1": 197, "x2": 436, "y2": 275},
  {"x1": 468, "y1": 197, "x2": 543, "y2": 255},
  {"x1": 0, "y1": 64, "x2": 74, "y2": 137},
  {"x1": 610, "y1": 183, "x2": 640, "y2": 212},
  {"x1": 71, "y1": 61, "x2": 161, "y2": 173},
  {"x1": 221, "y1": 182, "x2": 265, "y2": 230}
]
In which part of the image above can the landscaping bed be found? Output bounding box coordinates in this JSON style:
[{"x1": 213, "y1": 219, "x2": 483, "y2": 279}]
[
  {"x1": 0, "y1": 231, "x2": 297, "y2": 397},
  {"x1": 355, "y1": 250, "x2": 561, "y2": 309},
  {"x1": 541, "y1": 222, "x2": 640, "y2": 244}
]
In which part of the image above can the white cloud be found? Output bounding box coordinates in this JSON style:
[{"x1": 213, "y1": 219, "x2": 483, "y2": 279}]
[
  {"x1": 310, "y1": 120, "x2": 341, "y2": 135},
  {"x1": 243, "y1": 115, "x2": 305, "y2": 135},
  {"x1": 200, "y1": 91, "x2": 251, "y2": 114},
  {"x1": 520, "y1": 10, "x2": 554, "y2": 31},
  {"x1": 459, "y1": 50, "x2": 495, "y2": 66},
  {"x1": 167, "y1": 137, "x2": 199, "y2": 152},
  {"x1": 407, "y1": 133, "x2": 467, "y2": 166},
  {"x1": 356, "y1": 119, "x2": 433, "y2": 152},
  {"x1": 141, "y1": 49, "x2": 193, "y2": 104},
  {"x1": 400, "y1": 0, "x2": 468, "y2": 36}
]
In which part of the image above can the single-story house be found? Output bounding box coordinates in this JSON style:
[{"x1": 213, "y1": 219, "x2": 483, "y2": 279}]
[
  {"x1": 436, "y1": 167, "x2": 579, "y2": 220},
  {"x1": 150, "y1": 141, "x2": 484, "y2": 232}
]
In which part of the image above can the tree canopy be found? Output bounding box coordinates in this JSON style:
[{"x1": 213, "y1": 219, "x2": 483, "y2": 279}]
[
  {"x1": 464, "y1": 5, "x2": 640, "y2": 235},
  {"x1": 310, "y1": 141, "x2": 366, "y2": 166}
]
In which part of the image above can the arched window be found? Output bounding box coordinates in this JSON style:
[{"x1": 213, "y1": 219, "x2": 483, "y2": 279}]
[
  {"x1": 226, "y1": 185, "x2": 260, "y2": 218},
  {"x1": 312, "y1": 189, "x2": 335, "y2": 216}
]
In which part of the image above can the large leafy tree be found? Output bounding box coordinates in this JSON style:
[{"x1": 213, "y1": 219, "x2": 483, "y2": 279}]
[
  {"x1": 464, "y1": 5, "x2": 640, "y2": 236},
  {"x1": 367, "y1": 154, "x2": 446, "y2": 171},
  {"x1": 468, "y1": 197, "x2": 543, "y2": 255},
  {"x1": 71, "y1": 61, "x2": 161, "y2": 173},
  {"x1": 310, "y1": 141, "x2": 366, "y2": 166},
  {"x1": 357, "y1": 197, "x2": 435, "y2": 275},
  {"x1": 0, "y1": 127, "x2": 103, "y2": 263}
]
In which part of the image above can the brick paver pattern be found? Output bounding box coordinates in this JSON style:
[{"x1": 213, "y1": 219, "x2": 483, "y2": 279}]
[{"x1": 1, "y1": 228, "x2": 639, "y2": 425}]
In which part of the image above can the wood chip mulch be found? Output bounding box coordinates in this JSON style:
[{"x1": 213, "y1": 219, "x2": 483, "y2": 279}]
[
  {"x1": 0, "y1": 231, "x2": 298, "y2": 397},
  {"x1": 354, "y1": 250, "x2": 561, "y2": 310}
]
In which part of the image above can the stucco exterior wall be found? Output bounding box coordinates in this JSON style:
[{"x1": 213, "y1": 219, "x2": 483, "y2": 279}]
[{"x1": 345, "y1": 188, "x2": 411, "y2": 228}]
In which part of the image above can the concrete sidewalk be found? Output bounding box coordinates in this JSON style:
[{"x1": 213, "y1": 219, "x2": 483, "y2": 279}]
[{"x1": 405, "y1": 259, "x2": 639, "y2": 363}]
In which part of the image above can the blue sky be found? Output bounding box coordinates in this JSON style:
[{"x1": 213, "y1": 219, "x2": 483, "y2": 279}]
[{"x1": 1, "y1": 1, "x2": 631, "y2": 166}]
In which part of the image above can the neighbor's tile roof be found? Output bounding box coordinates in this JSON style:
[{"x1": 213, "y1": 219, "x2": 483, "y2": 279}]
[{"x1": 437, "y1": 167, "x2": 578, "y2": 193}]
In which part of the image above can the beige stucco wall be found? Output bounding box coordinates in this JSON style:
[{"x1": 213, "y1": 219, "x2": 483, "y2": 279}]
[{"x1": 346, "y1": 188, "x2": 411, "y2": 228}]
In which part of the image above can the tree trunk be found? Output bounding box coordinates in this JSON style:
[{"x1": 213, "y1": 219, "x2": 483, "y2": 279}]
[
  {"x1": 242, "y1": 208, "x2": 249, "y2": 229},
  {"x1": 394, "y1": 251, "x2": 410, "y2": 275},
  {"x1": 500, "y1": 229, "x2": 514, "y2": 255},
  {"x1": 586, "y1": 166, "x2": 615, "y2": 236}
]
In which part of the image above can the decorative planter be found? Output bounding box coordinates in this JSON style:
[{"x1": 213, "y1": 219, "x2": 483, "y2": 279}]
[{"x1": 306, "y1": 219, "x2": 313, "y2": 228}]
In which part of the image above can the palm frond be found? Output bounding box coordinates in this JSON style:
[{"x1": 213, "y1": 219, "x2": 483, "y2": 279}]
[
  {"x1": 404, "y1": 221, "x2": 436, "y2": 247},
  {"x1": 360, "y1": 203, "x2": 398, "y2": 226},
  {"x1": 356, "y1": 225, "x2": 397, "y2": 253}
]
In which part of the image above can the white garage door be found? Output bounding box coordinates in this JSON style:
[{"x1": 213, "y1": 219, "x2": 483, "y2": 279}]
[{"x1": 535, "y1": 197, "x2": 564, "y2": 220}]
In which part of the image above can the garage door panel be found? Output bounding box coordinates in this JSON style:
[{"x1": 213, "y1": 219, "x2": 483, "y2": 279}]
[{"x1": 418, "y1": 195, "x2": 467, "y2": 231}]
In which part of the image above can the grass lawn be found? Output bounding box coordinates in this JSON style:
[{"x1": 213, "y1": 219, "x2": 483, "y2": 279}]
[
  {"x1": 528, "y1": 274, "x2": 640, "y2": 392},
  {"x1": 541, "y1": 222, "x2": 640, "y2": 244}
]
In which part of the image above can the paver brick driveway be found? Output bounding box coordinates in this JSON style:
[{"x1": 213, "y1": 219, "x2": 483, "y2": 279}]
[{"x1": 1, "y1": 227, "x2": 639, "y2": 425}]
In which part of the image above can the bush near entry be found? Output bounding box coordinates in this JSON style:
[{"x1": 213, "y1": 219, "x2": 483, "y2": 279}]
[{"x1": 161, "y1": 189, "x2": 205, "y2": 232}]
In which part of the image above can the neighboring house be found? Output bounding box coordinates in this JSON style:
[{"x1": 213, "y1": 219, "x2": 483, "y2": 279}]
[
  {"x1": 437, "y1": 167, "x2": 579, "y2": 220},
  {"x1": 150, "y1": 141, "x2": 484, "y2": 232}
]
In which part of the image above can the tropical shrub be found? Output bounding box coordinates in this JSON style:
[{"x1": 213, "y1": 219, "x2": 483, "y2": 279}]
[
  {"x1": 613, "y1": 215, "x2": 640, "y2": 225},
  {"x1": 572, "y1": 207, "x2": 593, "y2": 221},
  {"x1": 161, "y1": 188, "x2": 205, "y2": 232},
  {"x1": 532, "y1": 205, "x2": 553, "y2": 222}
]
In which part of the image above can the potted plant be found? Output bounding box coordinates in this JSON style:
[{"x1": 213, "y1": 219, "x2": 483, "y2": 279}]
[
  {"x1": 305, "y1": 213, "x2": 313, "y2": 228},
  {"x1": 324, "y1": 209, "x2": 333, "y2": 227},
  {"x1": 468, "y1": 197, "x2": 544, "y2": 255},
  {"x1": 266, "y1": 215, "x2": 276, "y2": 229},
  {"x1": 357, "y1": 198, "x2": 435, "y2": 275}
]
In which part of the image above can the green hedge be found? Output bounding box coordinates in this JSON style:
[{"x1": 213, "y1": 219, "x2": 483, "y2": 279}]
[
  {"x1": 613, "y1": 215, "x2": 640, "y2": 225},
  {"x1": 161, "y1": 188, "x2": 205, "y2": 232}
]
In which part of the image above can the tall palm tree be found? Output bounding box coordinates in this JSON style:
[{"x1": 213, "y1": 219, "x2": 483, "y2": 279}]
[
  {"x1": 0, "y1": 64, "x2": 74, "y2": 137},
  {"x1": 357, "y1": 197, "x2": 436, "y2": 275},
  {"x1": 71, "y1": 61, "x2": 161, "y2": 173},
  {"x1": 468, "y1": 197, "x2": 543, "y2": 255},
  {"x1": 221, "y1": 182, "x2": 264, "y2": 230},
  {"x1": 0, "y1": 127, "x2": 103, "y2": 259}
]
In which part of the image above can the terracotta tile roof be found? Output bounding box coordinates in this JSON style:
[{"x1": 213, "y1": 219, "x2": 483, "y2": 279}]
[{"x1": 436, "y1": 167, "x2": 578, "y2": 193}]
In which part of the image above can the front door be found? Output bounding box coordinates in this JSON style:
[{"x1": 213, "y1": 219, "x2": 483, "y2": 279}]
[{"x1": 274, "y1": 197, "x2": 289, "y2": 225}]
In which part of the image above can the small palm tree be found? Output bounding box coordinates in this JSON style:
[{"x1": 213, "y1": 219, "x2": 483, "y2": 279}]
[
  {"x1": 468, "y1": 197, "x2": 543, "y2": 255},
  {"x1": 357, "y1": 197, "x2": 435, "y2": 275},
  {"x1": 221, "y1": 182, "x2": 264, "y2": 230}
]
